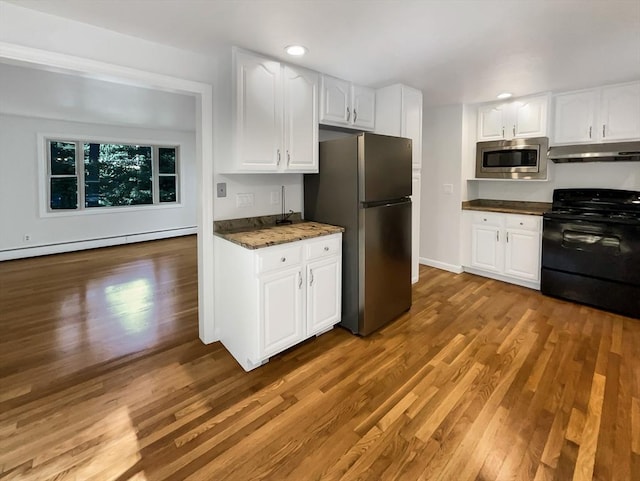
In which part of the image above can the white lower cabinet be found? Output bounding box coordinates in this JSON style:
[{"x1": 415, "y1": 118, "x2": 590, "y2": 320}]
[
  {"x1": 306, "y1": 256, "x2": 341, "y2": 335},
  {"x1": 260, "y1": 267, "x2": 304, "y2": 357},
  {"x1": 215, "y1": 233, "x2": 342, "y2": 371},
  {"x1": 463, "y1": 211, "x2": 541, "y2": 289}
]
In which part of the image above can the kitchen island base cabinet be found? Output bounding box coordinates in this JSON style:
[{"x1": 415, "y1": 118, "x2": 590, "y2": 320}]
[
  {"x1": 214, "y1": 233, "x2": 342, "y2": 371},
  {"x1": 462, "y1": 211, "x2": 541, "y2": 290}
]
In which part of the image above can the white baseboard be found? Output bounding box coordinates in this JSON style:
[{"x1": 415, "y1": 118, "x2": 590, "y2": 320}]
[
  {"x1": 0, "y1": 227, "x2": 196, "y2": 261},
  {"x1": 419, "y1": 257, "x2": 464, "y2": 274}
]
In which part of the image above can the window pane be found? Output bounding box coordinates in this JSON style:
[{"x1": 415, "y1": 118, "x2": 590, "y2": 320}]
[
  {"x1": 50, "y1": 178, "x2": 78, "y2": 209},
  {"x1": 50, "y1": 141, "x2": 76, "y2": 175},
  {"x1": 84, "y1": 143, "x2": 153, "y2": 207},
  {"x1": 159, "y1": 176, "x2": 177, "y2": 202},
  {"x1": 158, "y1": 147, "x2": 176, "y2": 174}
]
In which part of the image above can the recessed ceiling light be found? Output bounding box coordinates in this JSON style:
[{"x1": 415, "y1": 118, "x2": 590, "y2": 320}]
[
  {"x1": 285, "y1": 45, "x2": 307, "y2": 56},
  {"x1": 497, "y1": 92, "x2": 512, "y2": 100}
]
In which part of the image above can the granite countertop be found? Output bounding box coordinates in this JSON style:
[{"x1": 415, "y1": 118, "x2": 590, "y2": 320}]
[
  {"x1": 462, "y1": 199, "x2": 552, "y2": 216},
  {"x1": 214, "y1": 213, "x2": 344, "y2": 249}
]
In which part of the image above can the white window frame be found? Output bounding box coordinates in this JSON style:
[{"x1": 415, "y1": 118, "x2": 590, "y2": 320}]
[{"x1": 38, "y1": 133, "x2": 183, "y2": 217}]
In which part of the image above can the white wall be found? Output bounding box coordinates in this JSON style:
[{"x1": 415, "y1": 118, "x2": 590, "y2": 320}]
[
  {"x1": 0, "y1": 114, "x2": 197, "y2": 252},
  {"x1": 420, "y1": 104, "x2": 464, "y2": 270}
]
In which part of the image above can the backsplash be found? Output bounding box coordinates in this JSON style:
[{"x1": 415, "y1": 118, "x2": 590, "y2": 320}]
[
  {"x1": 213, "y1": 173, "x2": 304, "y2": 220},
  {"x1": 475, "y1": 161, "x2": 640, "y2": 201}
]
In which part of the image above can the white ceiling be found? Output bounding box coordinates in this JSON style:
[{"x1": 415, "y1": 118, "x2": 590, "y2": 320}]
[{"x1": 6, "y1": 0, "x2": 640, "y2": 106}]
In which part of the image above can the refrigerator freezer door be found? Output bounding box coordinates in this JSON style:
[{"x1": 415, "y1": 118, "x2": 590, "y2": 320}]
[
  {"x1": 358, "y1": 133, "x2": 412, "y2": 204},
  {"x1": 359, "y1": 199, "x2": 412, "y2": 335}
]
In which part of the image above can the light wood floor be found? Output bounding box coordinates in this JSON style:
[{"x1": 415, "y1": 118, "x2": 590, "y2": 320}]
[{"x1": 1, "y1": 236, "x2": 639, "y2": 481}]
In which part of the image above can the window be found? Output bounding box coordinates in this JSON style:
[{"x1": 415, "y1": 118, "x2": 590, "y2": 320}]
[{"x1": 47, "y1": 139, "x2": 179, "y2": 211}]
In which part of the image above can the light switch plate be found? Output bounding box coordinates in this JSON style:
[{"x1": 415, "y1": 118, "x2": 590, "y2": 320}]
[{"x1": 216, "y1": 182, "x2": 227, "y2": 198}]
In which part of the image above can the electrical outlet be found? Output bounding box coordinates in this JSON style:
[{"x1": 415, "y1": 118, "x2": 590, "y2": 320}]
[
  {"x1": 24, "y1": 234, "x2": 31, "y2": 242},
  {"x1": 443, "y1": 184, "x2": 454, "y2": 194},
  {"x1": 236, "y1": 193, "x2": 254, "y2": 208},
  {"x1": 216, "y1": 182, "x2": 227, "y2": 198},
  {"x1": 270, "y1": 191, "x2": 281, "y2": 205}
]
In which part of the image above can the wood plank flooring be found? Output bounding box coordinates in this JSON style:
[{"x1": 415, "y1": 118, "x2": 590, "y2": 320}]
[{"x1": 1, "y1": 236, "x2": 639, "y2": 480}]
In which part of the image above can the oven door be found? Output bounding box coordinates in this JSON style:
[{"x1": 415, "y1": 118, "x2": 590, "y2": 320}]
[{"x1": 541, "y1": 216, "x2": 640, "y2": 285}]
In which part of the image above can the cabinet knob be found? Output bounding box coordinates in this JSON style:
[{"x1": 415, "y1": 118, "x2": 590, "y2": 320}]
[
  {"x1": 519, "y1": 222, "x2": 523, "y2": 225},
  {"x1": 324, "y1": 246, "x2": 329, "y2": 251},
  {"x1": 281, "y1": 257, "x2": 286, "y2": 262},
  {"x1": 483, "y1": 218, "x2": 487, "y2": 222}
]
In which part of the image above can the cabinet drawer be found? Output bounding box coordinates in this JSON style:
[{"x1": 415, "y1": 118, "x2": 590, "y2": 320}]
[
  {"x1": 306, "y1": 235, "x2": 341, "y2": 261},
  {"x1": 471, "y1": 212, "x2": 502, "y2": 227},
  {"x1": 257, "y1": 244, "x2": 303, "y2": 274},
  {"x1": 505, "y1": 215, "x2": 541, "y2": 231}
]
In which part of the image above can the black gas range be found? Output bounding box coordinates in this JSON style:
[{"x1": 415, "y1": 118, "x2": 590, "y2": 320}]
[{"x1": 541, "y1": 188, "x2": 640, "y2": 319}]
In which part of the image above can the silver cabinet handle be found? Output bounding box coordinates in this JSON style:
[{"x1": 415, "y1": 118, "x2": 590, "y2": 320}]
[
  {"x1": 502, "y1": 127, "x2": 505, "y2": 138},
  {"x1": 506, "y1": 232, "x2": 509, "y2": 243},
  {"x1": 298, "y1": 271, "x2": 302, "y2": 289},
  {"x1": 512, "y1": 125, "x2": 516, "y2": 137},
  {"x1": 354, "y1": 109, "x2": 358, "y2": 123},
  {"x1": 277, "y1": 149, "x2": 281, "y2": 165},
  {"x1": 589, "y1": 126, "x2": 592, "y2": 139},
  {"x1": 602, "y1": 124, "x2": 606, "y2": 138},
  {"x1": 496, "y1": 231, "x2": 500, "y2": 242},
  {"x1": 309, "y1": 269, "x2": 314, "y2": 286},
  {"x1": 346, "y1": 107, "x2": 351, "y2": 122},
  {"x1": 287, "y1": 150, "x2": 290, "y2": 165},
  {"x1": 281, "y1": 257, "x2": 286, "y2": 262}
]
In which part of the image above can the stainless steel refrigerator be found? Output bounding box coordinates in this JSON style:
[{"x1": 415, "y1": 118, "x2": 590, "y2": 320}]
[{"x1": 304, "y1": 133, "x2": 412, "y2": 335}]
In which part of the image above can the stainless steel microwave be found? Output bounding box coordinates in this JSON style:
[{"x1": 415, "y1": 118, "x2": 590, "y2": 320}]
[{"x1": 475, "y1": 137, "x2": 548, "y2": 180}]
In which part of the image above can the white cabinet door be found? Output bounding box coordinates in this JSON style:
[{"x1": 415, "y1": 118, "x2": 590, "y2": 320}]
[
  {"x1": 504, "y1": 229, "x2": 540, "y2": 281},
  {"x1": 320, "y1": 75, "x2": 350, "y2": 125},
  {"x1": 235, "y1": 51, "x2": 282, "y2": 170},
  {"x1": 600, "y1": 82, "x2": 640, "y2": 141},
  {"x1": 283, "y1": 66, "x2": 318, "y2": 172},
  {"x1": 402, "y1": 87, "x2": 423, "y2": 169},
  {"x1": 552, "y1": 90, "x2": 598, "y2": 144},
  {"x1": 259, "y1": 268, "x2": 304, "y2": 357},
  {"x1": 477, "y1": 104, "x2": 507, "y2": 141},
  {"x1": 514, "y1": 95, "x2": 548, "y2": 138},
  {"x1": 411, "y1": 172, "x2": 421, "y2": 284},
  {"x1": 471, "y1": 224, "x2": 501, "y2": 273},
  {"x1": 352, "y1": 85, "x2": 376, "y2": 130},
  {"x1": 306, "y1": 257, "x2": 341, "y2": 335}
]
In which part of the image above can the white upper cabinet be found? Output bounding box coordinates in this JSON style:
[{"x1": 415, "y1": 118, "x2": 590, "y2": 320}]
[
  {"x1": 320, "y1": 75, "x2": 351, "y2": 124},
  {"x1": 552, "y1": 81, "x2": 640, "y2": 145},
  {"x1": 283, "y1": 65, "x2": 319, "y2": 172},
  {"x1": 375, "y1": 84, "x2": 423, "y2": 169},
  {"x1": 351, "y1": 85, "x2": 376, "y2": 130},
  {"x1": 230, "y1": 49, "x2": 318, "y2": 173},
  {"x1": 477, "y1": 94, "x2": 549, "y2": 141},
  {"x1": 235, "y1": 51, "x2": 282, "y2": 170},
  {"x1": 320, "y1": 75, "x2": 375, "y2": 131},
  {"x1": 552, "y1": 90, "x2": 597, "y2": 144},
  {"x1": 600, "y1": 82, "x2": 640, "y2": 141}
]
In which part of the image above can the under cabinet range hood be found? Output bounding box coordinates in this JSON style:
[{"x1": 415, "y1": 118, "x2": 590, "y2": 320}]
[{"x1": 548, "y1": 141, "x2": 640, "y2": 163}]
